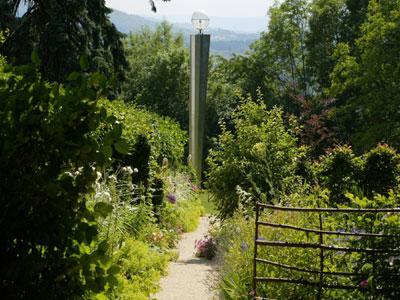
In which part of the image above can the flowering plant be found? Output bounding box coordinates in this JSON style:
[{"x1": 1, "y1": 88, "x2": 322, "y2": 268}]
[
  {"x1": 167, "y1": 192, "x2": 177, "y2": 204},
  {"x1": 195, "y1": 236, "x2": 217, "y2": 260}
]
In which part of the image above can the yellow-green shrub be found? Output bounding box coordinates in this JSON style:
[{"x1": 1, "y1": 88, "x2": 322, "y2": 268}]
[
  {"x1": 161, "y1": 198, "x2": 205, "y2": 233},
  {"x1": 109, "y1": 239, "x2": 172, "y2": 299}
]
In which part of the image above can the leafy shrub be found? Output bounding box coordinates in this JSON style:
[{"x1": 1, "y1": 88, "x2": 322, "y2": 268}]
[
  {"x1": 160, "y1": 197, "x2": 205, "y2": 233},
  {"x1": 206, "y1": 99, "x2": 302, "y2": 217},
  {"x1": 317, "y1": 145, "x2": 363, "y2": 204},
  {"x1": 100, "y1": 99, "x2": 187, "y2": 175},
  {"x1": 109, "y1": 238, "x2": 172, "y2": 299},
  {"x1": 362, "y1": 144, "x2": 399, "y2": 197},
  {"x1": 0, "y1": 62, "x2": 121, "y2": 298},
  {"x1": 317, "y1": 144, "x2": 400, "y2": 204},
  {"x1": 121, "y1": 22, "x2": 189, "y2": 128}
]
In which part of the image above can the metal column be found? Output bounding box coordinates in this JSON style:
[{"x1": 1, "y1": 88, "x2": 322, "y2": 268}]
[{"x1": 189, "y1": 34, "x2": 210, "y2": 182}]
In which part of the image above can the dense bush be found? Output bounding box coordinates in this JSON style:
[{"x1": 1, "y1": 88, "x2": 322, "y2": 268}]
[
  {"x1": 98, "y1": 99, "x2": 187, "y2": 209},
  {"x1": 206, "y1": 99, "x2": 302, "y2": 217},
  {"x1": 110, "y1": 238, "x2": 172, "y2": 300},
  {"x1": 121, "y1": 22, "x2": 189, "y2": 128},
  {"x1": 317, "y1": 144, "x2": 400, "y2": 204},
  {"x1": 362, "y1": 144, "x2": 399, "y2": 197},
  {"x1": 317, "y1": 145, "x2": 363, "y2": 204},
  {"x1": 100, "y1": 99, "x2": 187, "y2": 171},
  {"x1": 0, "y1": 61, "x2": 123, "y2": 298}
]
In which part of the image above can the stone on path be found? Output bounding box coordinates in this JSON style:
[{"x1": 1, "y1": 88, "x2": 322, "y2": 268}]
[{"x1": 154, "y1": 217, "x2": 218, "y2": 300}]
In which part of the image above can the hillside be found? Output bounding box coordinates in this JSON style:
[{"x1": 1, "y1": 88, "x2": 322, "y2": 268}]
[{"x1": 109, "y1": 10, "x2": 259, "y2": 56}]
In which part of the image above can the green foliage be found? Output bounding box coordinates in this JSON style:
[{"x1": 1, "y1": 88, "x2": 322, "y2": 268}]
[
  {"x1": 92, "y1": 166, "x2": 204, "y2": 298},
  {"x1": 109, "y1": 238, "x2": 171, "y2": 299},
  {"x1": 199, "y1": 191, "x2": 218, "y2": 215},
  {"x1": 0, "y1": 30, "x2": 6, "y2": 67},
  {"x1": 267, "y1": 0, "x2": 311, "y2": 99},
  {"x1": 0, "y1": 0, "x2": 126, "y2": 83},
  {"x1": 306, "y1": 0, "x2": 347, "y2": 90},
  {"x1": 101, "y1": 99, "x2": 187, "y2": 169},
  {"x1": 207, "y1": 0, "x2": 398, "y2": 154},
  {"x1": 207, "y1": 99, "x2": 302, "y2": 217},
  {"x1": 219, "y1": 0, "x2": 312, "y2": 110},
  {"x1": 317, "y1": 144, "x2": 400, "y2": 204},
  {"x1": 98, "y1": 99, "x2": 187, "y2": 199},
  {"x1": 121, "y1": 22, "x2": 189, "y2": 127},
  {"x1": 342, "y1": 192, "x2": 400, "y2": 299},
  {"x1": 205, "y1": 56, "x2": 243, "y2": 155},
  {"x1": 329, "y1": 0, "x2": 400, "y2": 151},
  {"x1": 0, "y1": 62, "x2": 121, "y2": 298},
  {"x1": 160, "y1": 172, "x2": 204, "y2": 232},
  {"x1": 211, "y1": 211, "x2": 255, "y2": 299},
  {"x1": 317, "y1": 145, "x2": 363, "y2": 204},
  {"x1": 362, "y1": 144, "x2": 400, "y2": 196}
]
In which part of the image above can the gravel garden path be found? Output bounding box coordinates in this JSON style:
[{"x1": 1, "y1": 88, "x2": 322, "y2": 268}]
[{"x1": 154, "y1": 217, "x2": 218, "y2": 300}]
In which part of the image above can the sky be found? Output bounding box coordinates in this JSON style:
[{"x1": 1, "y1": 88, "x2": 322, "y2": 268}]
[{"x1": 106, "y1": 0, "x2": 274, "y2": 18}]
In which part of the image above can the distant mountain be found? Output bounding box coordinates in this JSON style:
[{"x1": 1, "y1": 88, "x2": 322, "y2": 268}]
[
  {"x1": 149, "y1": 15, "x2": 268, "y2": 33},
  {"x1": 110, "y1": 10, "x2": 160, "y2": 32},
  {"x1": 109, "y1": 10, "x2": 260, "y2": 56}
]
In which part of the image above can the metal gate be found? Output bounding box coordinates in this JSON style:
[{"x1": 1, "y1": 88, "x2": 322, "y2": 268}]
[{"x1": 252, "y1": 202, "x2": 400, "y2": 299}]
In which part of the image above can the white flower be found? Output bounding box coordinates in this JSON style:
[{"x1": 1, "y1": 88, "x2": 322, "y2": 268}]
[
  {"x1": 121, "y1": 166, "x2": 133, "y2": 175},
  {"x1": 134, "y1": 168, "x2": 139, "y2": 173},
  {"x1": 96, "y1": 171, "x2": 102, "y2": 181},
  {"x1": 108, "y1": 175, "x2": 117, "y2": 182},
  {"x1": 125, "y1": 166, "x2": 133, "y2": 175}
]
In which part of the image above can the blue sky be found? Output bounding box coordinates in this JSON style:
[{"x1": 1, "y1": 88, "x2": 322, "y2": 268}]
[{"x1": 106, "y1": 0, "x2": 274, "y2": 17}]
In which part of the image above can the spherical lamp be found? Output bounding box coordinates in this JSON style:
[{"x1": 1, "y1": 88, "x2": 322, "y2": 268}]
[{"x1": 191, "y1": 10, "x2": 210, "y2": 34}]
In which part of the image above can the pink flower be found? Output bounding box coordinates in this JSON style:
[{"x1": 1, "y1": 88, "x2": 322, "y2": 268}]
[{"x1": 360, "y1": 279, "x2": 368, "y2": 288}]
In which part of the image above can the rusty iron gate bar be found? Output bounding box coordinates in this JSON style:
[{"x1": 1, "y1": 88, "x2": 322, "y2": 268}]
[{"x1": 252, "y1": 202, "x2": 400, "y2": 299}]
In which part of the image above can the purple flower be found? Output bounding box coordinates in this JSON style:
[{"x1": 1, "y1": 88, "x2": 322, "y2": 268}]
[
  {"x1": 167, "y1": 192, "x2": 177, "y2": 204},
  {"x1": 360, "y1": 279, "x2": 368, "y2": 289}
]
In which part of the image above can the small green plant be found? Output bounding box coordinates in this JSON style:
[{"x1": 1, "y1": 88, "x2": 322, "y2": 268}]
[
  {"x1": 362, "y1": 144, "x2": 399, "y2": 197},
  {"x1": 108, "y1": 238, "x2": 172, "y2": 299}
]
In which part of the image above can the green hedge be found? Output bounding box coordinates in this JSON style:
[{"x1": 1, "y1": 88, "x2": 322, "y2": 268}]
[{"x1": 0, "y1": 61, "x2": 122, "y2": 298}]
